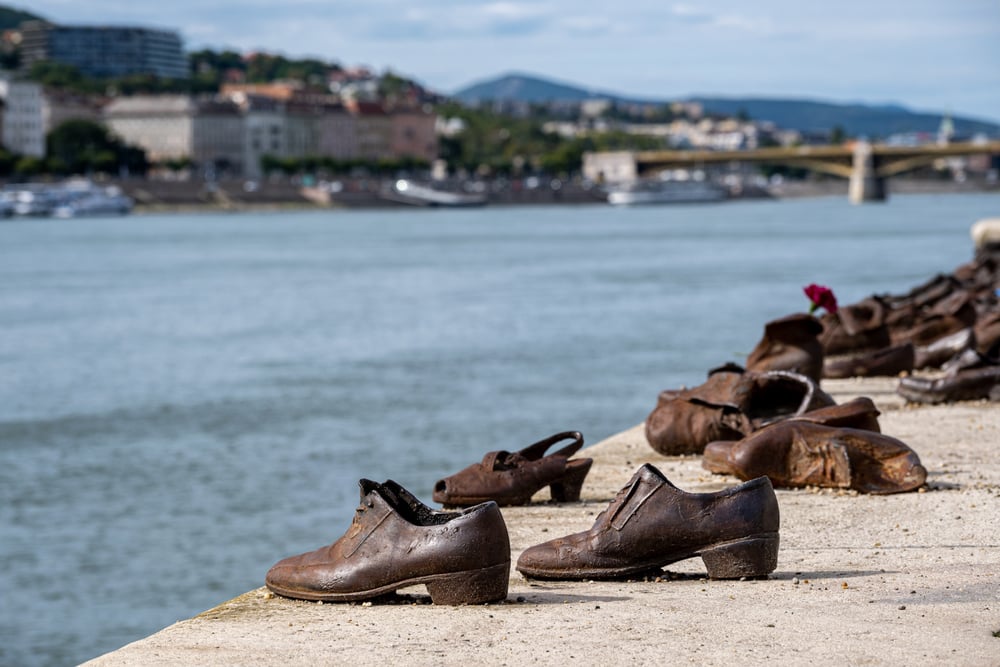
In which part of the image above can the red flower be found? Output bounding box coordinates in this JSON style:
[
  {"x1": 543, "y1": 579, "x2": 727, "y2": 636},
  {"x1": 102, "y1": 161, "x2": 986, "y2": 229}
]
[{"x1": 804, "y1": 283, "x2": 838, "y2": 314}]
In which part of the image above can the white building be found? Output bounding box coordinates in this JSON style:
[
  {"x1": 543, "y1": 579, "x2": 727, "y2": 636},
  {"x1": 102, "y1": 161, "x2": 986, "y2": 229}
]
[
  {"x1": 0, "y1": 80, "x2": 100, "y2": 157},
  {"x1": 0, "y1": 80, "x2": 43, "y2": 157}
]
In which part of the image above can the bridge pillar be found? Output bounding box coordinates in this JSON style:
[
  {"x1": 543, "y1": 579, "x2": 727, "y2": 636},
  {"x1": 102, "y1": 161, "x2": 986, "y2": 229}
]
[{"x1": 849, "y1": 141, "x2": 886, "y2": 203}]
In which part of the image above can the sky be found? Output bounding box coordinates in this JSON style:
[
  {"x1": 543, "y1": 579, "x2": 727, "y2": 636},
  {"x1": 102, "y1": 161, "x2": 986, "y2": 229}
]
[{"x1": 17, "y1": 1, "x2": 1000, "y2": 123}]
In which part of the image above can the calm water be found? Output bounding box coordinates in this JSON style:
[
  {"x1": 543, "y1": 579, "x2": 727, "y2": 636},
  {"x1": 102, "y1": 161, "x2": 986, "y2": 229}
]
[{"x1": 1, "y1": 194, "x2": 997, "y2": 666}]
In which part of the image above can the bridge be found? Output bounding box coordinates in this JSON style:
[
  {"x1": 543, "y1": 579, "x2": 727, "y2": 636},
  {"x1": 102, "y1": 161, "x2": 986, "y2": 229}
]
[{"x1": 584, "y1": 140, "x2": 1000, "y2": 203}]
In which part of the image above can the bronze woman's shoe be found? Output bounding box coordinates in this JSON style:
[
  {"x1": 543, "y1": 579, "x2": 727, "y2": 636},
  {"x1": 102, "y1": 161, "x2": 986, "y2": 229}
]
[
  {"x1": 702, "y1": 421, "x2": 927, "y2": 494},
  {"x1": 265, "y1": 479, "x2": 510, "y2": 605},
  {"x1": 645, "y1": 367, "x2": 835, "y2": 456},
  {"x1": 746, "y1": 313, "x2": 825, "y2": 382},
  {"x1": 433, "y1": 431, "x2": 592, "y2": 507},
  {"x1": 516, "y1": 464, "x2": 779, "y2": 581}
]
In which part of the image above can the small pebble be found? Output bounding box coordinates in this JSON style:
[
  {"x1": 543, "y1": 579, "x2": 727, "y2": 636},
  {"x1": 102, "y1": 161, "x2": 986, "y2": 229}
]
[
  {"x1": 792, "y1": 577, "x2": 800, "y2": 585},
  {"x1": 899, "y1": 605, "x2": 906, "y2": 610}
]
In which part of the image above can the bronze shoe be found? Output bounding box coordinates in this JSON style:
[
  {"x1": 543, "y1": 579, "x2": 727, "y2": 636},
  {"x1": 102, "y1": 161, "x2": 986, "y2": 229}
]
[
  {"x1": 746, "y1": 313, "x2": 825, "y2": 382},
  {"x1": 823, "y1": 342, "x2": 915, "y2": 379},
  {"x1": 702, "y1": 421, "x2": 926, "y2": 494},
  {"x1": 897, "y1": 365, "x2": 1000, "y2": 404},
  {"x1": 265, "y1": 479, "x2": 510, "y2": 604},
  {"x1": 819, "y1": 297, "x2": 891, "y2": 356},
  {"x1": 645, "y1": 367, "x2": 835, "y2": 456},
  {"x1": 702, "y1": 396, "x2": 882, "y2": 470},
  {"x1": 433, "y1": 431, "x2": 592, "y2": 507},
  {"x1": 516, "y1": 464, "x2": 779, "y2": 581}
]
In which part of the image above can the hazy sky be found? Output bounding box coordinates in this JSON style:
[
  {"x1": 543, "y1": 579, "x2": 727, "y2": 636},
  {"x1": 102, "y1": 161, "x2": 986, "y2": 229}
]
[{"x1": 19, "y1": 1, "x2": 1000, "y2": 122}]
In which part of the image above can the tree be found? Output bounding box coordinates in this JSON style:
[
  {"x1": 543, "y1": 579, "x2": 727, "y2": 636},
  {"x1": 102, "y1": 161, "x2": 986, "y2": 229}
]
[{"x1": 46, "y1": 119, "x2": 148, "y2": 176}]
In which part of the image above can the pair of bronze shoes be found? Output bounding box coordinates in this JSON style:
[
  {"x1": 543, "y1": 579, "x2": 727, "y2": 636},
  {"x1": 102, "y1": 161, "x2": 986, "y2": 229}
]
[
  {"x1": 701, "y1": 397, "x2": 927, "y2": 494},
  {"x1": 266, "y1": 433, "x2": 782, "y2": 603},
  {"x1": 266, "y1": 466, "x2": 782, "y2": 603}
]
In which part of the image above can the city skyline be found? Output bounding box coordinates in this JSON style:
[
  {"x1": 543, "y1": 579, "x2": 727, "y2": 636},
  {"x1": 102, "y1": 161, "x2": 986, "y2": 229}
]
[{"x1": 15, "y1": 1, "x2": 1000, "y2": 124}]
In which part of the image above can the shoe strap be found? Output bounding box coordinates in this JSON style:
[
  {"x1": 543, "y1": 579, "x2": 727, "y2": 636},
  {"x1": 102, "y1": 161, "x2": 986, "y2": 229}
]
[{"x1": 517, "y1": 431, "x2": 584, "y2": 461}]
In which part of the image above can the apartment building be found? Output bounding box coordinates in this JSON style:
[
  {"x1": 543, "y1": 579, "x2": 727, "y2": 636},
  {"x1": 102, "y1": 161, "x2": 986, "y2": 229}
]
[
  {"x1": 104, "y1": 95, "x2": 243, "y2": 175},
  {"x1": 19, "y1": 21, "x2": 188, "y2": 79},
  {"x1": 390, "y1": 107, "x2": 438, "y2": 163}
]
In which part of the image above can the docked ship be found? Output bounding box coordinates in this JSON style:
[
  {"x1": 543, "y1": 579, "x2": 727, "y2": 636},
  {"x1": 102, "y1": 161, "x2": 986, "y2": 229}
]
[{"x1": 606, "y1": 178, "x2": 728, "y2": 206}]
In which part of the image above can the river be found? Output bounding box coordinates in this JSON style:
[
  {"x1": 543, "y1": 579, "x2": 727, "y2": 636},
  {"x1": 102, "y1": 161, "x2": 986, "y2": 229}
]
[{"x1": 1, "y1": 193, "x2": 997, "y2": 666}]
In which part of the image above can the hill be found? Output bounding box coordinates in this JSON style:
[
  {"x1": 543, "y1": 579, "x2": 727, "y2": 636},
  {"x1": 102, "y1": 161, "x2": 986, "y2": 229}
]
[
  {"x1": 0, "y1": 4, "x2": 42, "y2": 30},
  {"x1": 453, "y1": 73, "x2": 1000, "y2": 139}
]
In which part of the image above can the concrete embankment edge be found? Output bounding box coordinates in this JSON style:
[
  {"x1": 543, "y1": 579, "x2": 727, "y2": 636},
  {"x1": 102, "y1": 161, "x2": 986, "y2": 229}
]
[{"x1": 84, "y1": 377, "x2": 1000, "y2": 666}]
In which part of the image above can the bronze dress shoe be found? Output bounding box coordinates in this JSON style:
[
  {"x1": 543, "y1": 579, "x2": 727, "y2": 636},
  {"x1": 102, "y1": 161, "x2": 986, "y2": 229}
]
[
  {"x1": 646, "y1": 366, "x2": 835, "y2": 456},
  {"x1": 516, "y1": 463, "x2": 779, "y2": 581},
  {"x1": 702, "y1": 421, "x2": 926, "y2": 494},
  {"x1": 433, "y1": 431, "x2": 592, "y2": 507},
  {"x1": 266, "y1": 479, "x2": 510, "y2": 605},
  {"x1": 746, "y1": 313, "x2": 825, "y2": 382}
]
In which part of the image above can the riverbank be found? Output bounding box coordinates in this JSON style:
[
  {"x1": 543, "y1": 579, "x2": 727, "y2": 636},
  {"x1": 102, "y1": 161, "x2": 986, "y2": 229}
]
[
  {"x1": 117, "y1": 177, "x2": 996, "y2": 214},
  {"x1": 84, "y1": 376, "x2": 1000, "y2": 666}
]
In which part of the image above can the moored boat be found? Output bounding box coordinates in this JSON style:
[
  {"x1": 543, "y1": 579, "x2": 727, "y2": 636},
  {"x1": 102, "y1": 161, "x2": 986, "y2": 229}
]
[
  {"x1": 606, "y1": 179, "x2": 728, "y2": 205},
  {"x1": 383, "y1": 179, "x2": 488, "y2": 207}
]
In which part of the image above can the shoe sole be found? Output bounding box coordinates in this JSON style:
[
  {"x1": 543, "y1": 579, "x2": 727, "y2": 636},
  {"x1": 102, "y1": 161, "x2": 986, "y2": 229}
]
[
  {"x1": 516, "y1": 532, "x2": 779, "y2": 581},
  {"x1": 266, "y1": 561, "x2": 510, "y2": 605}
]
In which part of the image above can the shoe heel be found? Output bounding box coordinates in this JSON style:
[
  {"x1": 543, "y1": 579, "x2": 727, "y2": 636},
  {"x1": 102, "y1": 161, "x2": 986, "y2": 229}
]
[
  {"x1": 425, "y1": 561, "x2": 510, "y2": 605},
  {"x1": 550, "y1": 458, "x2": 593, "y2": 502},
  {"x1": 700, "y1": 534, "x2": 779, "y2": 579}
]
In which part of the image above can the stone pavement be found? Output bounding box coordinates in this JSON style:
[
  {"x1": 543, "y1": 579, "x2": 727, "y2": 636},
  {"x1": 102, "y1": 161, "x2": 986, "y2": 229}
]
[{"x1": 85, "y1": 378, "x2": 1000, "y2": 666}]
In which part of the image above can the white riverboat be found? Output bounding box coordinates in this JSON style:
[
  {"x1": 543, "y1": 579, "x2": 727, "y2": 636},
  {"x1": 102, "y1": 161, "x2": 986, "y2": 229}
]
[
  {"x1": 606, "y1": 179, "x2": 728, "y2": 206},
  {"x1": 385, "y1": 179, "x2": 488, "y2": 207},
  {"x1": 52, "y1": 183, "x2": 133, "y2": 218}
]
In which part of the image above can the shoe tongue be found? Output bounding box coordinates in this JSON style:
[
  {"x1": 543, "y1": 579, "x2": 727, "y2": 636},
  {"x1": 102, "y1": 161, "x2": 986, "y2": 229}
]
[
  {"x1": 634, "y1": 463, "x2": 671, "y2": 486},
  {"x1": 358, "y1": 478, "x2": 382, "y2": 500},
  {"x1": 599, "y1": 464, "x2": 672, "y2": 529},
  {"x1": 611, "y1": 464, "x2": 668, "y2": 504}
]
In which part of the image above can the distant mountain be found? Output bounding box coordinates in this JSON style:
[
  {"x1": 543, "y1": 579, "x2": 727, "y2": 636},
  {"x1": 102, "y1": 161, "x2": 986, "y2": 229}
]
[
  {"x1": 454, "y1": 73, "x2": 620, "y2": 104},
  {"x1": 0, "y1": 4, "x2": 42, "y2": 30},
  {"x1": 688, "y1": 97, "x2": 1000, "y2": 139},
  {"x1": 453, "y1": 73, "x2": 1000, "y2": 139}
]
